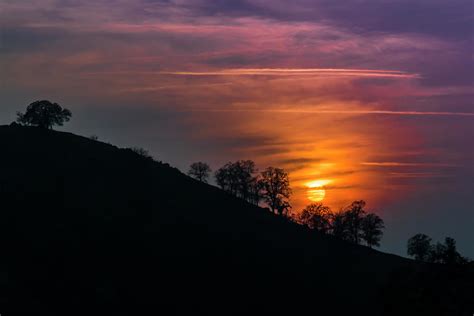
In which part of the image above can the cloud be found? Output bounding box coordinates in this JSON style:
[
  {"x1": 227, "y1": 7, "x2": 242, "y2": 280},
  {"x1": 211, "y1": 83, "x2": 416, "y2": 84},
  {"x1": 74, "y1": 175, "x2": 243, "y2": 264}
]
[
  {"x1": 161, "y1": 68, "x2": 421, "y2": 79},
  {"x1": 388, "y1": 172, "x2": 453, "y2": 178},
  {"x1": 277, "y1": 157, "x2": 326, "y2": 165},
  {"x1": 182, "y1": 108, "x2": 474, "y2": 117},
  {"x1": 184, "y1": 0, "x2": 473, "y2": 39},
  {"x1": 361, "y1": 162, "x2": 460, "y2": 167}
]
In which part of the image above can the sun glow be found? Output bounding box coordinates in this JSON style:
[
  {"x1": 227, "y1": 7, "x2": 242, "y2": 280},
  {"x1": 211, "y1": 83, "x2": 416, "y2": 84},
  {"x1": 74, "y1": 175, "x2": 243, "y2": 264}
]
[{"x1": 306, "y1": 179, "x2": 332, "y2": 202}]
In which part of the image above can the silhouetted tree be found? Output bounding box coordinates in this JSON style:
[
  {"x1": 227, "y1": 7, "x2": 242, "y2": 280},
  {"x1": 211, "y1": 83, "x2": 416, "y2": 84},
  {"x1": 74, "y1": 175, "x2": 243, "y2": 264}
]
[
  {"x1": 331, "y1": 211, "x2": 349, "y2": 241},
  {"x1": 215, "y1": 162, "x2": 235, "y2": 193},
  {"x1": 442, "y1": 237, "x2": 464, "y2": 265},
  {"x1": 428, "y1": 237, "x2": 466, "y2": 265},
  {"x1": 428, "y1": 241, "x2": 448, "y2": 264},
  {"x1": 235, "y1": 160, "x2": 259, "y2": 203},
  {"x1": 408, "y1": 234, "x2": 468, "y2": 264},
  {"x1": 130, "y1": 147, "x2": 153, "y2": 160},
  {"x1": 259, "y1": 167, "x2": 291, "y2": 215},
  {"x1": 188, "y1": 162, "x2": 212, "y2": 183},
  {"x1": 17, "y1": 100, "x2": 71, "y2": 129},
  {"x1": 407, "y1": 234, "x2": 433, "y2": 262},
  {"x1": 298, "y1": 203, "x2": 332, "y2": 233},
  {"x1": 276, "y1": 199, "x2": 292, "y2": 217},
  {"x1": 247, "y1": 176, "x2": 264, "y2": 206},
  {"x1": 343, "y1": 200, "x2": 367, "y2": 244},
  {"x1": 360, "y1": 213, "x2": 384, "y2": 248},
  {"x1": 327, "y1": 202, "x2": 384, "y2": 246},
  {"x1": 215, "y1": 160, "x2": 260, "y2": 204}
]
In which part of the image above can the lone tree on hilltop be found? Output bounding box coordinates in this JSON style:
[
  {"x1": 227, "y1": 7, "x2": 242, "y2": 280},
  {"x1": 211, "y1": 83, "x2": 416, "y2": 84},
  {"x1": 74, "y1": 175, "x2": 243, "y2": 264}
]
[
  {"x1": 188, "y1": 162, "x2": 212, "y2": 183},
  {"x1": 17, "y1": 100, "x2": 72, "y2": 129}
]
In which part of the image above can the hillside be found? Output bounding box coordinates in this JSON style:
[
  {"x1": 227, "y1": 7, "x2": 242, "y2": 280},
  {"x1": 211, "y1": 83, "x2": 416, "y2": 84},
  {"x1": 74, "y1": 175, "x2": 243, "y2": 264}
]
[{"x1": 0, "y1": 125, "x2": 472, "y2": 315}]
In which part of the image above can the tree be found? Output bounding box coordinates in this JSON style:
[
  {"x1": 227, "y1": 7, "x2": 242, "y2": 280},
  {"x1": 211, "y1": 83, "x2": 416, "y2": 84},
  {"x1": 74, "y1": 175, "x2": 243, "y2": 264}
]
[
  {"x1": 407, "y1": 234, "x2": 432, "y2": 262},
  {"x1": 234, "y1": 160, "x2": 259, "y2": 203},
  {"x1": 215, "y1": 162, "x2": 235, "y2": 193},
  {"x1": 343, "y1": 200, "x2": 367, "y2": 244},
  {"x1": 408, "y1": 234, "x2": 468, "y2": 264},
  {"x1": 298, "y1": 203, "x2": 332, "y2": 233},
  {"x1": 429, "y1": 237, "x2": 466, "y2": 265},
  {"x1": 130, "y1": 147, "x2": 153, "y2": 160},
  {"x1": 17, "y1": 100, "x2": 71, "y2": 129},
  {"x1": 442, "y1": 237, "x2": 463, "y2": 265},
  {"x1": 327, "y1": 201, "x2": 384, "y2": 246},
  {"x1": 428, "y1": 241, "x2": 447, "y2": 264},
  {"x1": 360, "y1": 213, "x2": 384, "y2": 248},
  {"x1": 188, "y1": 162, "x2": 212, "y2": 183},
  {"x1": 214, "y1": 160, "x2": 260, "y2": 204},
  {"x1": 247, "y1": 176, "x2": 263, "y2": 206},
  {"x1": 331, "y1": 211, "x2": 349, "y2": 241},
  {"x1": 259, "y1": 167, "x2": 291, "y2": 215}
]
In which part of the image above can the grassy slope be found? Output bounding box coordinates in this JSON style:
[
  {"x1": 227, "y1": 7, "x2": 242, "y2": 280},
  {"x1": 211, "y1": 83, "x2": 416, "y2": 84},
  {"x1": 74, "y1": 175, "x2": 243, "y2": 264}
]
[{"x1": 0, "y1": 125, "x2": 471, "y2": 315}]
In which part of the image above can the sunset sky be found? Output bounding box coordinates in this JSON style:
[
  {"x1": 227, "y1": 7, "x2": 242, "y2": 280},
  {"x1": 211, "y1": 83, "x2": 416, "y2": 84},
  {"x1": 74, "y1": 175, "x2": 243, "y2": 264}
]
[{"x1": 1, "y1": 0, "x2": 473, "y2": 257}]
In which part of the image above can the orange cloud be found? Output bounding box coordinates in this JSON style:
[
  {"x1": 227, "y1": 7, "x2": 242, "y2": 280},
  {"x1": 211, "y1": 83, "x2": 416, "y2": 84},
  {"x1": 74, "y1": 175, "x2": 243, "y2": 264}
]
[{"x1": 160, "y1": 68, "x2": 421, "y2": 79}]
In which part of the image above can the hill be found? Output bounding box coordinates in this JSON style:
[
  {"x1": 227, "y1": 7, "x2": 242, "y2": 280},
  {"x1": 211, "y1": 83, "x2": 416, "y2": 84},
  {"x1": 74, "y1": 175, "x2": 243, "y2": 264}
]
[{"x1": 0, "y1": 125, "x2": 472, "y2": 315}]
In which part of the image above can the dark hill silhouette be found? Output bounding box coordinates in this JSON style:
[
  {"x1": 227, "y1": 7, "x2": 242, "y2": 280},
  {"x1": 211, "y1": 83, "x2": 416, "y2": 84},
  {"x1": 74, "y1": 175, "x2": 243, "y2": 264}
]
[{"x1": 0, "y1": 125, "x2": 472, "y2": 315}]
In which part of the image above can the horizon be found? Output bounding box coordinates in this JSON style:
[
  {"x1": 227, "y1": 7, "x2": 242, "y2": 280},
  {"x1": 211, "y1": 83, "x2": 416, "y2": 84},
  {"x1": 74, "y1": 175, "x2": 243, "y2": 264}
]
[{"x1": 1, "y1": 0, "x2": 473, "y2": 258}]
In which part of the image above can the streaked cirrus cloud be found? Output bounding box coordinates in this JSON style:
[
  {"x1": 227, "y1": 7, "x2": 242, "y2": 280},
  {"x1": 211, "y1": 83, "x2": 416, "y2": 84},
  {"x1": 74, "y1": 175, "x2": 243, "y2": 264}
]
[{"x1": 160, "y1": 68, "x2": 421, "y2": 79}]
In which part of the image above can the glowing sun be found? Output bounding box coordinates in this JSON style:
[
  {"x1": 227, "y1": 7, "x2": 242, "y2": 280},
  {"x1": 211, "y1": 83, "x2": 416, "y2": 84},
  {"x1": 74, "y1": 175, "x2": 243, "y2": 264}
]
[{"x1": 306, "y1": 179, "x2": 332, "y2": 202}]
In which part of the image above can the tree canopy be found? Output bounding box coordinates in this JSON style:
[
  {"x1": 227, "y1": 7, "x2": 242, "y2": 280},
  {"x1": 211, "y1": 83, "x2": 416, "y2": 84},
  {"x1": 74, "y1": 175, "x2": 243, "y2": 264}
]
[
  {"x1": 17, "y1": 100, "x2": 71, "y2": 129},
  {"x1": 259, "y1": 167, "x2": 291, "y2": 216},
  {"x1": 215, "y1": 160, "x2": 261, "y2": 204},
  {"x1": 188, "y1": 162, "x2": 212, "y2": 183},
  {"x1": 407, "y1": 234, "x2": 468, "y2": 264},
  {"x1": 298, "y1": 203, "x2": 332, "y2": 233},
  {"x1": 360, "y1": 213, "x2": 385, "y2": 248},
  {"x1": 343, "y1": 200, "x2": 367, "y2": 244},
  {"x1": 129, "y1": 147, "x2": 153, "y2": 160},
  {"x1": 298, "y1": 200, "x2": 385, "y2": 247},
  {"x1": 407, "y1": 234, "x2": 432, "y2": 262}
]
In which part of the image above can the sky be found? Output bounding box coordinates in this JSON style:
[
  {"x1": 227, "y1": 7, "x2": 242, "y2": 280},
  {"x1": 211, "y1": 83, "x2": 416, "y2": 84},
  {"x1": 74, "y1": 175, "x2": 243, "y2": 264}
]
[{"x1": 1, "y1": 0, "x2": 473, "y2": 257}]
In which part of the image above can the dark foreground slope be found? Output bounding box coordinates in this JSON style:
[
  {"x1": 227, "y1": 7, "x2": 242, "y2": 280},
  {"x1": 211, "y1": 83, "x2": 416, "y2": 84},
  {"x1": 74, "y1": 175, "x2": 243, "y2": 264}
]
[{"x1": 0, "y1": 125, "x2": 472, "y2": 315}]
